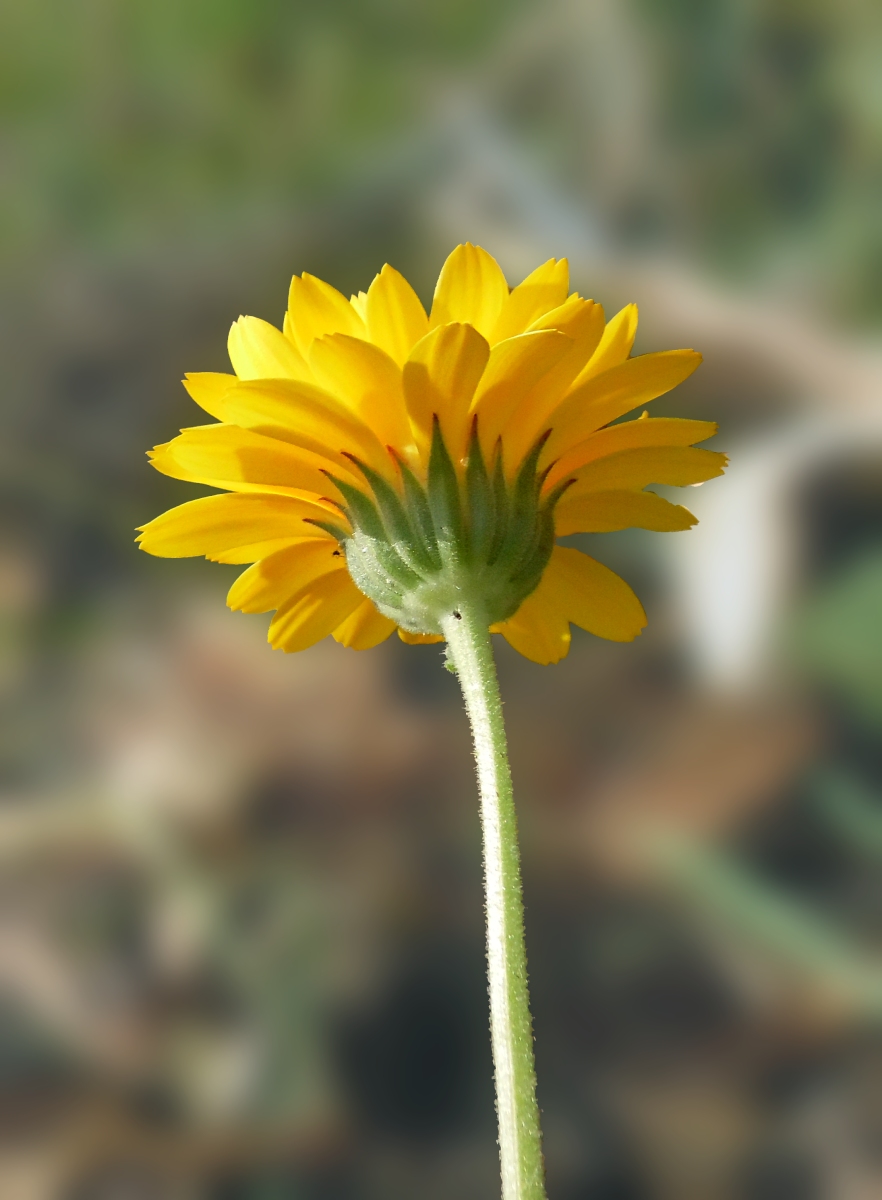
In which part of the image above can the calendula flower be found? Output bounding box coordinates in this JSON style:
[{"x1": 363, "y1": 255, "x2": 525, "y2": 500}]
[
  {"x1": 138, "y1": 244, "x2": 725, "y2": 1200},
  {"x1": 138, "y1": 244, "x2": 725, "y2": 663}
]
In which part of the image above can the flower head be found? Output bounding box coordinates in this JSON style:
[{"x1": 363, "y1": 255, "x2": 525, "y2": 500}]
[{"x1": 139, "y1": 245, "x2": 725, "y2": 662}]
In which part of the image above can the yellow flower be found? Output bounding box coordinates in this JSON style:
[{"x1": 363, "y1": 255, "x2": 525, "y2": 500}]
[{"x1": 138, "y1": 244, "x2": 725, "y2": 663}]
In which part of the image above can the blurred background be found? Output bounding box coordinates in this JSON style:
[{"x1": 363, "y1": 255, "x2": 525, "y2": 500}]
[{"x1": 1, "y1": 1, "x2": 881, "y2": 1197}]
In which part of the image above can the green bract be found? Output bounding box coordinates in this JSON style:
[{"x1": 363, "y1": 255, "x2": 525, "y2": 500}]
[{"x1": 309, "y1": 420, "x2": 573, "y2": 635}]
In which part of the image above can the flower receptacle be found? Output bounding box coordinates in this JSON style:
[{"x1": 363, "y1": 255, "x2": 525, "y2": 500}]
[{"x1": 328, "y1": 420, "x2": 568, "y2": 635}]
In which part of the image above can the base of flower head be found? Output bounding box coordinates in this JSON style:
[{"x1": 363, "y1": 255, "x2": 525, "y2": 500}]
[{"x1": 308, "y1": 418, "x2": 573, "y2": 635}]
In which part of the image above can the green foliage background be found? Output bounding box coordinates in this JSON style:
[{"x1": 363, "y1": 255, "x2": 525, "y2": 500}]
[{"x1": 3, "y1": 0, "x2": 881, "y2": 320}]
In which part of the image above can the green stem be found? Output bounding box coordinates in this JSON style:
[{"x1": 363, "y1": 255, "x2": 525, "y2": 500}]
[{"x1": 441, "y1": 603, "x2": 546, "y2": 1200}]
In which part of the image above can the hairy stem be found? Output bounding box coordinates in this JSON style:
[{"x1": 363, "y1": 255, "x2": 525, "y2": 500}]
[{"x1": 441, "y1": 604, "x2": 545, "y2": 1200}]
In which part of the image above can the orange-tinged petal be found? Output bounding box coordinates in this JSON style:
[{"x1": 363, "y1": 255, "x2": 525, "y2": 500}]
[
  {"x1": 148, "y1": 425, "x2": 350, "y2": 502},
  {"x1": 542, "y1": 350, "x2": 702, "y2": 463},
  {"x1": 136, "y1": 493, "x2": 343, "y2": 564},
  {"x1": 213, "y1": 378, "x2": 398, "y2": 484},
  {"x1": 554, "y1": 489, "x2": 697, "y2": 535},
  {"x1": 228, "y1": 316, "x2": 311, "y2": 382},
  {"x1": 332, "y1": 598, "x2": 397, "y2": 649},
  {"x1": 183, "y1": 372, "x2": 237, "y2": 420},
  {"x1": 492, "y1": 585, "x2": 571, "y2": 664},
  {"x1": 429, "y1": 244, "x2": 509, "y2": 340},
  {"x1": 268, "y1": 570, "x2": 364, "y2": 653},
  {"x1": 470, "y1": 329, "x2": 572, "y2": 457},
  {"x1": 227, "y1": 538, "x2": 345, "y2": 613},
  {"x1": 398, "y1": 629, "x2": 444, "y2": 644},
  {"x1": 365, "y1": 264, "x2": 429, "y2": 365},
  {"x1": 563, "y1": 446, "x2": 727, "y2": 500},
  {"x1": 544, "y1": 546, "x2": 646, "y2": 642},
  {"x1": 569, "y1": 303, "x2": 638, "y2": 388},
  {"x1": 503, "y1": 299, "x2": 606, "y2": 467},
  {"x1": 402, "y1": 323, "x2": 490, "y2": 462},
  {"x1": 287, "y1": 272, "x2": 366, "y2": 356},
  {"x1": 546, "y1": 416, "x2": 718, "y2": 487},
  {"x1": 308, "y1": 333, "x2": 413, "y2": 453},
  {"x1": 488, "y1": 258, "x2": 569, "y2": 343}
]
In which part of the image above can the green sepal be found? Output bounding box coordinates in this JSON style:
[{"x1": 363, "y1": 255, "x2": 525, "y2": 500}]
[
  {"x1": 342, "y1": 536, "x2": 407, "y2": 609},
  {"x1": 344, "y1": 454, "x2": 437, "y2": 575},
  {"x1": 464, "y1": 419, "x2": 495, "y2": 566},
  {"x1": 507, "y1": 475, "x2": 574, "y2": 592},
  {"x1": 327, "y1": 472, "x2": 422, "y2": 589},
  {"x1": 396, "y1": 459, "x2": 442, "y2": 570},
  {"x1": 542, "y1": 474, "x2": 577, "y2": 512},
  {"x1": 325, "y1": 473, "x2": 386, "y2": 541},
  {"x1": 427, "y1": 416, "x2": 465, "y2": 561},
  {"x1": 493, "y1": 433, "x2": 550, "y2": 576},
  {"x1": 508, "y1": 508, "x2": 556, "y2": 591},
  {"x1": 303, "y1": 517, "x2": 351, "y2": 542},
  {"x1": 485, "y1": 443, "x2": 510, "y2": 567}
]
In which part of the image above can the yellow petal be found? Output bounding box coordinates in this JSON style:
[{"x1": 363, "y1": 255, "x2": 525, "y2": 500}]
[
  {"x1": 332, "y1": 598, "x2": 397, "y2": 649},
  {"x1": 149, "y1": 425, "x2": 349, "y2": 501},
  {"x1": 492, "y1": 585, "x2": 571, "y2": 664},
  {"x1": 542, "y1": 350, "x2": 702, "y2": 463},
  {"x1": 528, "y1": 292, "x2": 598, "y2": 334},
  {"x1": 287, "y1": 272, "x2": 367, "y2": 357},
  {"x1": 268, "y1": 570, "x2": 364, "y2": 653},
  {"x1": 350, "y1": 290, "x2": 369, "y2": 321},
  {"x1": 183, "y1": 373, "x2": 237, "y2": 420},
  {"x1": 544, "y1": 545, "x2": 646, "y2": 642},
  {"x1": 546, "y1": 416, "x2": 718, "y2": 486},
  {"x1": 137, "y1": 493, "x2": 342, "y2": 563},
  {"x1": 429, "y1": 244, "x2": 510, "y2": 340},
  {"x1": 308, "y1": 333, "x2": 413, "y2": 453},
  {"x1": 213, "y1": 378, "x2": 398, "y2": 483},
  {"x1": 564, "y1": 446, "x2": 727, "y2": 500},
  {"x1": 488, "y1": 258, "x2": 569, "y2": 343},
  {"x1": 365, "y1": 264, "x2": 429, "y2": 365},
  {"x1": 470, "y1": 330, "x2": 572, "y2": 457},
  {"x1": 398, "y1": 629, "x2": 444, "y2": 644},
  {"x1": 228, "y1": 316, "x2": 311, "y2": 382},
  {"x1": 503, "y1": 299, "x2": 606, "y2": 467},
  {"x1": 554, "y1": 489, "x2": 697, "y2": 535},
  {"x1": 402, "y1": 323, "x2": 490, "y2": 462},
  {"x1": 227, "y1": 538, "x2": 345, "y2": 613},
  {"x1": 569, "y1": 303, "x2": 638, "y2": 388}
]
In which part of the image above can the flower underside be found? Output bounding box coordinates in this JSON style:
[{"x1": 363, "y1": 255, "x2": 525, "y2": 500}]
[
  {"x1": 138, "y1": 244, "x2": 726, "y2": 663},
  {"x1": 324, "y1": 419, "x2": 568, "y2": 635}
]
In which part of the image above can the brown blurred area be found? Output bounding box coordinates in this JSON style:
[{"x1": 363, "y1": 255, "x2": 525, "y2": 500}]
[{"x1": 1, "y1": 2, "x2": 882, "y2": 1197}]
